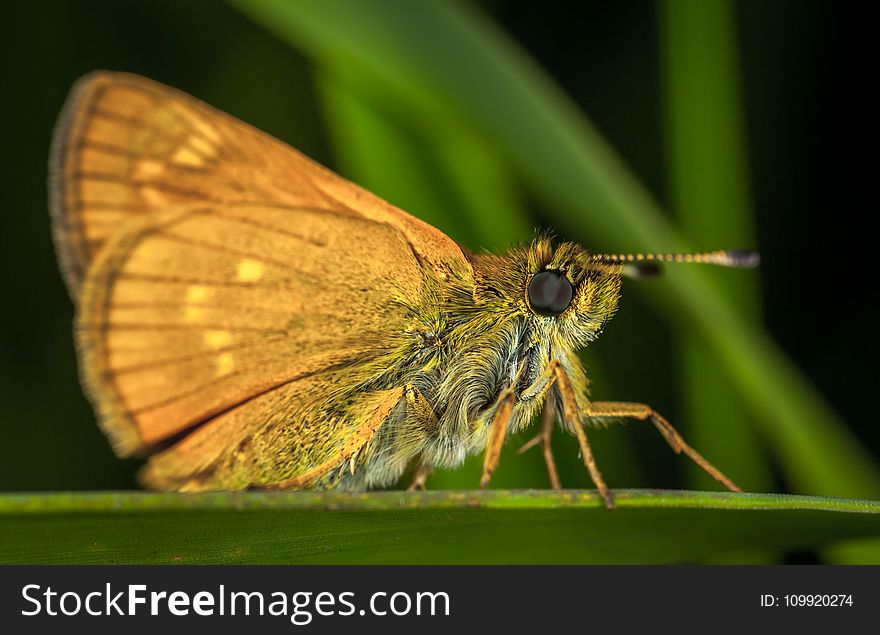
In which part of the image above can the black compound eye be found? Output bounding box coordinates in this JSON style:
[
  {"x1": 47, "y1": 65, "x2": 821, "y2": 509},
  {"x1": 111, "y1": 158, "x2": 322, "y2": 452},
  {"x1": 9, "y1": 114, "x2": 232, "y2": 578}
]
[{"x1": 527, "y1": 270, "x2": 574, "y2": 316}]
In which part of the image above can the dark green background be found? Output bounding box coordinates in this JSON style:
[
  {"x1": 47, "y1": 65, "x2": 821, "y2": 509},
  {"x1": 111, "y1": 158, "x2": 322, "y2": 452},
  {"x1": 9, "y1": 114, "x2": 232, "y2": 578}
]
[{"x1": 0, "y1": 0, "x2": 873, "y2": 540}]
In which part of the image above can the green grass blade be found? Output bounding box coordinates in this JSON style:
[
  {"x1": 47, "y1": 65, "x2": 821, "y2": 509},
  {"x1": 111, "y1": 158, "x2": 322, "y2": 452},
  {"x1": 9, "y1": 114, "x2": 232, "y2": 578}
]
[
  {"x1": 229, "y1": 0, "x2": 880, "y2": 499},
  {"x1": 3, "y1": 490, "x2": 879, "y2": 564},
  {"x1": 315, "y1": 60, "x2": 534, "y2": 250},
  {"x1": 315, "y1": 66, "x2": 472, "y2": 242},
  {"x1": 659, "y1": 0, "x2": 772, "y2": 494}
]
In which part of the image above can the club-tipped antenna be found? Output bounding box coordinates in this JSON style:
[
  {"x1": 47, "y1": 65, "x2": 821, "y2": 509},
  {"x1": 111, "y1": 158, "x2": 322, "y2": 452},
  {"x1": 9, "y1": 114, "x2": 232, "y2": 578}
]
[{"x1": 591, "y1": 249, "x2": 759, "y2": 279}]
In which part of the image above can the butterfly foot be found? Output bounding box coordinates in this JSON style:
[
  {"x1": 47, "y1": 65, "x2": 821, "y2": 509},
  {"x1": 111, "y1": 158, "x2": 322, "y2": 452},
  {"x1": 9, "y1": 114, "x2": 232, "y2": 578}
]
[{"x1": 407, "y1": 465, "x2": 432, "y2": 491}]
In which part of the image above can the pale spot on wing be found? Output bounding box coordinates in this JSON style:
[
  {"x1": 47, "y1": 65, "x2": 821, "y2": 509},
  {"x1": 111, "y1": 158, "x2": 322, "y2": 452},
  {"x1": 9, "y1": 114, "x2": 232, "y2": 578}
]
[
  {"x1": 171, "y1": 147, "x2": 203, "y2": 167},
  {"x1": 204, "y1": 330, "x2": 232, "y2": 348},
  {"x1": 184, "y1": 305, "x2": 204, "y2": 321},
  {"x1": 216, "y1": 352, "x2": 235, "y2": 375},
  {"x1": 140, "y1": 186, "x2": 166, "y2": 206},
  {"x1": 134, "y1": 160, "x2": 165, "y2": 180},
  {"x1": 186, "y1": 285, "x2": 209, "y2": 303},
  {"x1": 187, "y1": 135, "x2": 216, "y2": 158},
  {"x1": 194, "y1": 121, "x2": 222, "y2": 144},
  {"x1": 169, "y1": 102, "x2": 222, "y2": 143},
  {"x1": 236, "y1": 259, "x2": 264, "y2": 281}
]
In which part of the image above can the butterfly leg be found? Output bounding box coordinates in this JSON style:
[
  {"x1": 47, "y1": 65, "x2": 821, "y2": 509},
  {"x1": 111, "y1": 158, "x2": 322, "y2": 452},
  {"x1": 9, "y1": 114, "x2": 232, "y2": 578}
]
[
  {"x1": 484, "y1": 359, "x2": 587, "y2": 494},
  {"x1": 405, "y1": 385, "x2": 439, "y2": 432},
  {"x1": 407, "y1": 464, "x2": 433, "y2": 491},
  {"x1": 479, "y1": 388, "x2": 517, "y2": 488},
  {"x1": 583, "y1": 401, "x2": 741, "y2": 493},
  {"x1": 549, "y1": 361, "x2": 614, "y2": 509},
  {"x1": 401, "y1": 385, "x2": 439, "y2": 491},
  {"x1": 517, "y1": 403, "x2": 562, "y2": 490}
]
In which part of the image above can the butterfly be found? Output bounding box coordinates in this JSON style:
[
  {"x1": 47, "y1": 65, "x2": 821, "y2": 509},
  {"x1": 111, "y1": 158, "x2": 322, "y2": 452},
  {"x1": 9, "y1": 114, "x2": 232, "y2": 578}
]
[{"x1": 50, "y1": 72, "x2": 751, "y2": 507}]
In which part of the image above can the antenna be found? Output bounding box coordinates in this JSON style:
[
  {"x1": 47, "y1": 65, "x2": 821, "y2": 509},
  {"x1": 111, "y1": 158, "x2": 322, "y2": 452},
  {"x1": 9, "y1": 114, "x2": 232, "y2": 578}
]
[{"x1": 591, "y1": 249, "x2": 759, "y2": 279}]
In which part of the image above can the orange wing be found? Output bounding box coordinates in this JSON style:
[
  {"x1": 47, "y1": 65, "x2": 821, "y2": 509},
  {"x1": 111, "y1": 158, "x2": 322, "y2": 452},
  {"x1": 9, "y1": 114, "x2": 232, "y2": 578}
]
[
  {"x1": 49, "y1": 73, "x2": 474, "y2": 483},
  {"x1": 50, "y1": 71, "x2": 469, "y2": 299},
  {"x1": 77, "y1": 204, "x2": 422, "y2": 472}
]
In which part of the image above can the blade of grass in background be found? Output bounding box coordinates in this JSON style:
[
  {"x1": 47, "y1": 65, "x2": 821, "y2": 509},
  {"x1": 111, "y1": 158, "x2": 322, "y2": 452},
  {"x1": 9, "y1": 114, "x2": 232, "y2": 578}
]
[
  {"x1": 659, "y1": 0, "x2": 772, "y2": 494},
  {"x1": 660, "y1": 0, "x2": 774, "y2": 564},
  {"x1": 3, "y1": 490, "x2": 880, "y2": 564},
  {"x1": 230, "y1": 0, "x2": 880, "y2": 499},
  {"x1": 315, "y1": 66, "x2": 478, "y2": 242}
]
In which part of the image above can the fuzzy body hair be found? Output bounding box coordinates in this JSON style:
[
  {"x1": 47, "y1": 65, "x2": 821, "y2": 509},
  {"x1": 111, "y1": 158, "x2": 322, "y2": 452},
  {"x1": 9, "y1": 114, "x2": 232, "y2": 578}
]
[{"x1": 322, "y1": 235, "x2": 623, "y2": 490}]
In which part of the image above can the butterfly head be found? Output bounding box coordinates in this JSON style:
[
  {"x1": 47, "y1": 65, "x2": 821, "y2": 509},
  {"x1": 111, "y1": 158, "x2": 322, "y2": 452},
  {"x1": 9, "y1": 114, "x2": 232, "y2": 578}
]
[
  {"x1": 481, "y1": 234, "x2": 759, "y2": 352},
  {"x1": 522, "y1": 237, "x2": 622, "y2": 350}
]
